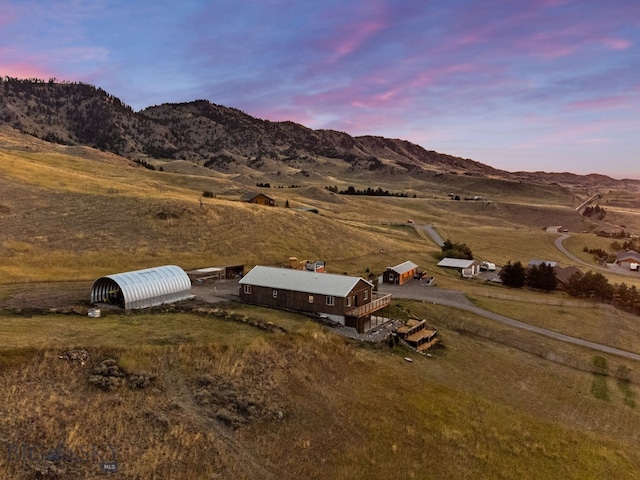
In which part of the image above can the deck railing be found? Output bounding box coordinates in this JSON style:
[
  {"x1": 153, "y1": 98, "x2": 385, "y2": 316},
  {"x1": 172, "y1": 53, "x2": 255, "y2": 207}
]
[{"x1": 345, "y1": 293, "x2": 392, "y2": 317}]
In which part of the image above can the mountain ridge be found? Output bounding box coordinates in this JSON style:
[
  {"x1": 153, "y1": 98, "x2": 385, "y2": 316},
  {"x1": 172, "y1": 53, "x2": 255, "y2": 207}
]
[{"x1": 1, "y1": 77, "x2": 637, "y2": 189}]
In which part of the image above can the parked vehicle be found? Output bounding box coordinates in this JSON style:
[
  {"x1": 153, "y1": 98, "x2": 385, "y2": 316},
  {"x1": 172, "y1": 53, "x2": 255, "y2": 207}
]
[
  {"x1": 481, "y1": 261, "x2": 496, "y2": 271},
  {"x1": 422, "y1": 276, "x2": 435, "y2": 286},
  {"x1": 631, "y1": 263, "x2": 639, "y2": 271}
]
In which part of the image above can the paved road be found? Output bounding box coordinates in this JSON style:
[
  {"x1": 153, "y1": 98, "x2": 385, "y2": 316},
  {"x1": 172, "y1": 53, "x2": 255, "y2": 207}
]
[
  {"x1": 418, "y1": 224, "x2": 445, "y2": 247},
  {"x1": 379, "y1": 282, "x2": 640, "y2": 362},
  {"x1": 554, "y1": 234, "x2": 639, "y2": 279}
]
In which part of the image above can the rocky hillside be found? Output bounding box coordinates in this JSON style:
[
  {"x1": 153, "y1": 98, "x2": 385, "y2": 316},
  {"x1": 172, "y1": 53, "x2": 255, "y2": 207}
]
[
  {"x1": 0, "y1": 77, "x2": 506, "y2": 177},
  {"x1": 1, "y1": 77, "x2": 638, "y2": 190}
]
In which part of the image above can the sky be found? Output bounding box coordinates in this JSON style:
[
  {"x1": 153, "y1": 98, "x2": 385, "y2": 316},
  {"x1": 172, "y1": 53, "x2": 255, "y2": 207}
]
[{"x1": 1, "y1": 0, "x2": 639, "y2": 179}]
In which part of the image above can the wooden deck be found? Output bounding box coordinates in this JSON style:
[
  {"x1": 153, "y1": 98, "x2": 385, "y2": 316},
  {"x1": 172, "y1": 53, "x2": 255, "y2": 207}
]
[{"x1": 345, "y1": 293, "x2": 392, "y2": 318}]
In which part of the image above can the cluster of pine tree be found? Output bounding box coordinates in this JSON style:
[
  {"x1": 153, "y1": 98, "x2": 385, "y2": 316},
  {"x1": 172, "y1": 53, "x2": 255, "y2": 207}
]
[
  {"x1": 499, "y1": 261, "x2": 557, "y2": 291},
  {"x1": 440, "y1": 239, "x2": 473, "y2": 260},
  {"x1": 325, "y1": 185, "x2": 409, "y2": 197}
]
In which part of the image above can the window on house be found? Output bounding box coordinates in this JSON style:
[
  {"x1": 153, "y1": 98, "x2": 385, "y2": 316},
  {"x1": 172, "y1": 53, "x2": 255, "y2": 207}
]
[
  {"x1": 364, "y1": 290, "x2": 368, "y2": 301},
  {"x1": 346, "y1": 296, "x2": 351, "y2": 307},
  {"x1": 326, "y1": 296, "x2": 334, "y2": 306},
  {"x1": 243, "y1": 285, "x2": 251, "y2": 294},
  {"x1": 309, "y1": 295, "x2": 314, "y2": 303},
  {"x1": 273, "y1": 290, "x2": 278, "y2": 298}
]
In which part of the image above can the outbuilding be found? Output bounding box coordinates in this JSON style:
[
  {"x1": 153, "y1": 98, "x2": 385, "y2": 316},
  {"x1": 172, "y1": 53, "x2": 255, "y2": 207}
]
[
  {"x1": 437, "y1": 257, "x2": 480, "y2": 278},
  {"x1": 383, "y1": 261, "x2": 419, "y2": 285},
  {"x1": 91, "y1": 265, "x2": 193, "y2": 309}
]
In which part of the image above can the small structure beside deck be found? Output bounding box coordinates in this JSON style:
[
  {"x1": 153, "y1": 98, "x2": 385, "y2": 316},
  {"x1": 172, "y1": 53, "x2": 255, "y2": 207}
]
[{"x1": 396, "y1": 319, "x2": 439, "y2": 351}]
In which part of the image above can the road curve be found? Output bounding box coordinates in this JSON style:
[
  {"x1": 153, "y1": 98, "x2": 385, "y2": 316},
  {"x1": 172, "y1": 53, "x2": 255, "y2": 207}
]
[
  {"x1": 379, "y1": 283, "x2": 640, "y2": 362},
  {"x1": 554, "y1": 234, "x2": 639, "y2": 279}
]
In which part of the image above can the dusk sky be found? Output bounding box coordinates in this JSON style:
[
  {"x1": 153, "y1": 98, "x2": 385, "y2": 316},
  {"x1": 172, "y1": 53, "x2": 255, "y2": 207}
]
[{"x1": 1, "y1": 0, "x2": 638, "y2": 178}]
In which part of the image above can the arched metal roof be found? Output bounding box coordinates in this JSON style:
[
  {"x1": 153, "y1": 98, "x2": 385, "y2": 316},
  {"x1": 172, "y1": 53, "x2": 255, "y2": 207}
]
[{"x1": 91, "y1": 265, "x2": 192, "y2": 309}]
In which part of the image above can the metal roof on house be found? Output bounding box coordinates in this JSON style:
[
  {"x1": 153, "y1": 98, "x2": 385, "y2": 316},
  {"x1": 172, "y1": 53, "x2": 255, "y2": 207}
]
[
  {"x1": 387, "y1": 261, "x2": 419, "y2": 275},
  {"x1": 437, "y1": 258, "x2": 475, "y2": 269},
  {"x1": 554, "y1": 265, "x2": 582, "y2": 284},
  {"x1": 528, "y1": 259, "x2": 558, "y2": 268},
  {"x1": 91, "y1": 265, "x2": 192, "y2": 310},
  {"x1": 616, "y1": 250, "x2": 640, "y2": 262},
  {"x1": 240, "y1": 266, "x2": 371, "y2": 297}
]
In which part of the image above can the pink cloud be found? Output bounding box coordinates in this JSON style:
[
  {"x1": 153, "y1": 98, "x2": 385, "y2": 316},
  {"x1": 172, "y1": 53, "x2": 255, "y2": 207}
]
[
  {"x1": 600, "y1": 37, "x2": 632, "y2": 50},
  {"x1": 329, "y1": 20, "x2": 387, "y2": 58},
  {"x1": 566, "y1": 95, "x2": 635, "y2": 111},
  {"x1": 0, "y1": 62, "x2": 56, "y2": 79}
]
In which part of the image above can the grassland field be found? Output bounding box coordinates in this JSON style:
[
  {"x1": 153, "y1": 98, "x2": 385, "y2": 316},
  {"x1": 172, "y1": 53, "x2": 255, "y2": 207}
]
[{"x1": 2, "y1": 131, "x2": 640, "y2": 478}]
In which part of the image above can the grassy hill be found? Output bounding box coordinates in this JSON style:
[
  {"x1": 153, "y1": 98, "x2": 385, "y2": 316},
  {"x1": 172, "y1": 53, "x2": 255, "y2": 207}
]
[{"x1": 2, "y1": 127, "x2": 640, "y2": 478}]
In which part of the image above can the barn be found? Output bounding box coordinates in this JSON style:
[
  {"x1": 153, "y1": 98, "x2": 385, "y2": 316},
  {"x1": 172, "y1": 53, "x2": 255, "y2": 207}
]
[{"x1": 91, "y1": 265, "x2": 193, "y2": 309}]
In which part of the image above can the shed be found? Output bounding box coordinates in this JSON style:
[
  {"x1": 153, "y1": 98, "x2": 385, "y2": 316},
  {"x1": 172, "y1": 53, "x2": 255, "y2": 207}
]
[
  {"x1": 437, "y1": 258, "x2": 480, "y2": 278},
  {"x1": 91, "y1": 265, "x2": 192, "y2": 309},
  {"x1": 383, "y1": 261, "x2": 419, "y2": 285}
]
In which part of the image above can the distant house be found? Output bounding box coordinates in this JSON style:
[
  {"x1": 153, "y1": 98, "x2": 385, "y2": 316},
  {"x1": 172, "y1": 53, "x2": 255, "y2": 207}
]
[
  {"x1": 437, "y1": 258, "x2": 480, "y2": 278},
  {"x1": 239, "y1": 266, "x2": 392, "y2": 333},
  {"x1": 616, "y1": 250, "x2": 640, "y2": 269},
  {"x1": 546, "y1": 226, "x2": 562, "y2": 233},
  {"x1": 553, "y1": 265, "x2": 582, "y2": 290},
  {"x1": 383, "y1": 261, "x2": 419, "y2": 285},
  {"x1": 244, "y1": 192, "x2": 276, "y2": 206}
]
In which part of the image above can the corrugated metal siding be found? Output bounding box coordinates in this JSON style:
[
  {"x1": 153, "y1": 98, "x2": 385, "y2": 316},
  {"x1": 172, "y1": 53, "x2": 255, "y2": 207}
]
[{"x1": 91, "y1": 265, "x2": 192, "y2": 309}]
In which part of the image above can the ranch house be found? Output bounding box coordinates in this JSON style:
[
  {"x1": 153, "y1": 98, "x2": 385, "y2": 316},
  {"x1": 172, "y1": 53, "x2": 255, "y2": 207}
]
[{"x1": 239, "y1": 266, "x2": 392, "y2": 333}]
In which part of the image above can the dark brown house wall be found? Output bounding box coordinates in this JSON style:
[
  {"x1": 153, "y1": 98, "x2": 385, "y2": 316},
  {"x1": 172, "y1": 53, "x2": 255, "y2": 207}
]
[
  {"x1": 241, "y1": 285, "x2": 346, "y2": 315},
  {"x1": 240, "y1": 279, "x2": 373, "y2": 315}
]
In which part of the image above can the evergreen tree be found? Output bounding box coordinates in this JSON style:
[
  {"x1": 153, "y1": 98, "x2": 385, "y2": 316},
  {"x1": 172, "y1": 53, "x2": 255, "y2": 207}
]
[
  {"x1": 499, "y1": 261, "x2": 526, "y2": 288},
  {"x1": 526, "y1": 263, "x2": 557, "y2": 291},
  {"x1": 441, "y1": 239, "x2": 473, "y2": 260}
]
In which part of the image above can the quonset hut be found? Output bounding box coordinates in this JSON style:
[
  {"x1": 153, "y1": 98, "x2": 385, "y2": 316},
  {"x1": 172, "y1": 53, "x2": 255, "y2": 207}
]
[{"x1": 91, "y1": 265, "x2": 193, "y2": 309}]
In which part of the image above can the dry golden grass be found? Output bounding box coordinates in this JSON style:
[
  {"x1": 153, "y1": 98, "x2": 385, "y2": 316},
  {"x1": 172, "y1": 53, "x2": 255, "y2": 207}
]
[
  {"x1": 2, "y1": 308, "x2": 640, "y2": 479},
  {"x1": 469, "y1": 295, "x2": 640, "y2": 353},
  {"x1": 3, "y1": 131, "x2": 640, "y2": 478}
]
